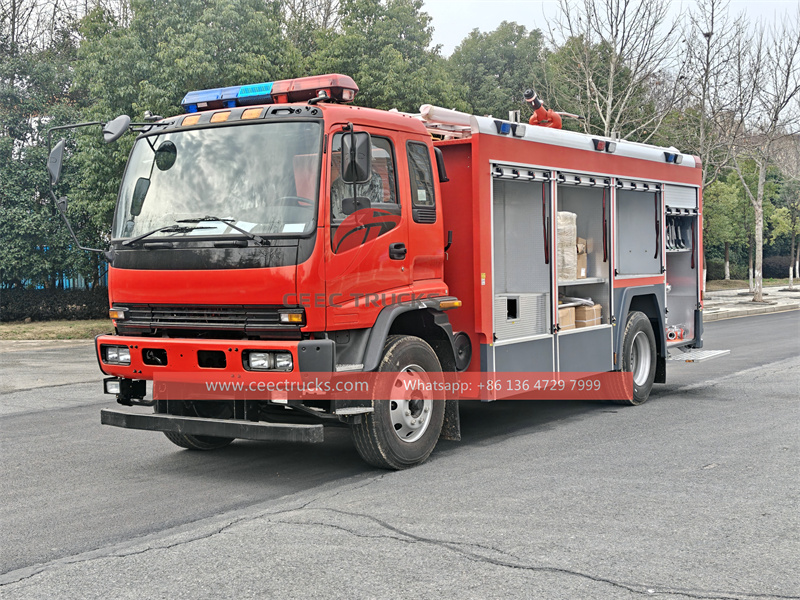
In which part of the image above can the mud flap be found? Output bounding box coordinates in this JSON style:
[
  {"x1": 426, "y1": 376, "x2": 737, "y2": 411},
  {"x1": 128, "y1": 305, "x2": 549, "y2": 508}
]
[{"x1": 440, "y1": 399, "x2": 461, "y2": 441}]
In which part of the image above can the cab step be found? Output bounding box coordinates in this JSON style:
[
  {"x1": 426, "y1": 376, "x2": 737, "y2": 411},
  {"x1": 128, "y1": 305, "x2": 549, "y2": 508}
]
[{"x1": 667, "y1": 349, "x2": 730, "y2": 363}]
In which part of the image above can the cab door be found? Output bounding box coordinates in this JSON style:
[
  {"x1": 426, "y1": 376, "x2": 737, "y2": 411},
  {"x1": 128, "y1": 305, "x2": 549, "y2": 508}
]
[{"x1": 324, "y1": 126, "x2": 411, "y2": 329}]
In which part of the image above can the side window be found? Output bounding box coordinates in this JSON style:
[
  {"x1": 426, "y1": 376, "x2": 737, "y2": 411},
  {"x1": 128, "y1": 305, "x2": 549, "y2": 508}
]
[
  {"x1": 406, "y1": 141, "x2": 436, "y2": 224},
  {"x1": 330, "y1": 133, "x2": 400, "y2": 253}
]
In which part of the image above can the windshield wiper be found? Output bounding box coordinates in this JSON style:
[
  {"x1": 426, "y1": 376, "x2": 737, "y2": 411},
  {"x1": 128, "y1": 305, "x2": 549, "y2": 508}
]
[
  {"x1": 176, "y1": 216, "x2": 270, "y2": 246},
  {"x1": 122, "y1": 224, "x2": 213, "y2": 246}
]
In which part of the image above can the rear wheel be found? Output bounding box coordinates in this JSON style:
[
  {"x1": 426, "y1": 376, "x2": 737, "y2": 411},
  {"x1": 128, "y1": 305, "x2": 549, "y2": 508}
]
[
  {"x1": 615, "y1": 311, "x2": 657, "y2": 406},
  {"x1": 352, "y1": 335, "x2": 445, "y2": 470}
]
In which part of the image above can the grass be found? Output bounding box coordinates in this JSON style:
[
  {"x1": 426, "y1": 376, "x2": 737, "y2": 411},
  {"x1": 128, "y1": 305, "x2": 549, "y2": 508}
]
[
  {"x1": 0, "y1": 319, "x2": 113, "y2": 340},
  {"x1": 706, "y1": 278, "x2": 793, "y2": 291}
]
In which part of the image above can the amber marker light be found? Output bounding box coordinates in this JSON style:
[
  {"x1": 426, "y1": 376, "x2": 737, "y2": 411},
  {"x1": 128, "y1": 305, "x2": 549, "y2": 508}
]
[
  {"x1": 242, "y1": 108, "x2": 263, "y2": 120},
  {"x1": 439, "y1": 300, "x2": 462, "y2": 310},
  {"x1": 210, "y1": 111, "x2": 231, "y2": 123},
  {"x1": 182, "y1": 114, "x2": 201, "y2": 126}
]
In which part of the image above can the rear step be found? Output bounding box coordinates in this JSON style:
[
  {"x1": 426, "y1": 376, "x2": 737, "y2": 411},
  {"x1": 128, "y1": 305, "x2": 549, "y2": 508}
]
[
  {"x1": 667, "y1": 349, "x2": 730, "y2": 363},
  {"x1": 101, "y1": 408, "x2": 324, "y2": 443}
]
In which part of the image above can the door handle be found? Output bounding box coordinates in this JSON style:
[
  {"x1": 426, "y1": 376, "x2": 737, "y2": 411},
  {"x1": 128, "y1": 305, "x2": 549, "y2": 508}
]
[{"x1": 389, "y1": 242, "x2": 407, "y2": 260}]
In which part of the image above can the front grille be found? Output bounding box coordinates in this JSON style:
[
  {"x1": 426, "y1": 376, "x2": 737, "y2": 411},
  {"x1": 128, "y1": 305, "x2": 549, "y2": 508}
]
[{"x1": 115, "y1": 304, "x2": 295, "y2": 334}]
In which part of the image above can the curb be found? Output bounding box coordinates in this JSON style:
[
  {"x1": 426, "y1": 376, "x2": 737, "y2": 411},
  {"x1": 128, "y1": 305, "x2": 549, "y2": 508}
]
[{"x1": 703, "y1": 304, "x2": 800, "y2": 322}]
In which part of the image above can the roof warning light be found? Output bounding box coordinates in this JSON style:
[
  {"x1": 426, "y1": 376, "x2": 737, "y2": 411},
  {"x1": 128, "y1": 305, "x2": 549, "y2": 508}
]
[{"x1": 180, "y1": 74, "x2": 359, "y2": 113}]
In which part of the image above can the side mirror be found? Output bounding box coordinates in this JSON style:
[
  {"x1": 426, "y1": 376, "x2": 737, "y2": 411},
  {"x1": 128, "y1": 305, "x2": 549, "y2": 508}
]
[
  {"x1": 342, "y1": 196, "x2": 372, "y2": 215},
  {"x1": 102, "y1": 115, "x2": 131, "y2": 144},
  {"x1": 341, "y1": 131, "x2": 372, "y2": 184},
  {"x1": 48, "y1": 139, "x2": 66, "y2": 186},
  {"x1": 130, "y1": 177, "x2": 151, "y2": 216}
]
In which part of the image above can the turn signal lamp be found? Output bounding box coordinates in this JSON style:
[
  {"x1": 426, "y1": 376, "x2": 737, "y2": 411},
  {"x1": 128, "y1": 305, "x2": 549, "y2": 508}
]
[
  {"x1": 279, "y1": 311, "x2": 305, "y2": 324},
  {"x1": 108, "y1": 308, "x2": 128, "y2": 320},
  {"x1": 181, "y1": 74, "x2": 359, "y2": 113},
  {"x1": 439, "y1": 300, "x2": 463, "y2": 310}
]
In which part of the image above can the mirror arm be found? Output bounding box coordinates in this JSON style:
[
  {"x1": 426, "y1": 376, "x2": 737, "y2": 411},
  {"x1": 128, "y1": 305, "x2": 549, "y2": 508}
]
[{"x1": 49, "y1": 189, "x2": 106, "y2": 254}]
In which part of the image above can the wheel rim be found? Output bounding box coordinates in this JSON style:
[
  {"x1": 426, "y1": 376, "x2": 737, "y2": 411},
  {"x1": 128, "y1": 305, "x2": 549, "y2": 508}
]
[
  {"x1": 630, "y1": 331, "x2": 651, "y2": 387},
  {"x1": 389, "y1": 364, "x2": 433, "y2": 443}
]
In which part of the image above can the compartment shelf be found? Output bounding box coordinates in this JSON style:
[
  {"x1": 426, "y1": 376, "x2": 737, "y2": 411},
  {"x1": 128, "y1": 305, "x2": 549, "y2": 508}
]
[
  {"x1": 557, "y1": 277, "x2": 606, "y2": 286},
  {"x1": 667, "y1": 248, "x2": 692, "y2": 253}
]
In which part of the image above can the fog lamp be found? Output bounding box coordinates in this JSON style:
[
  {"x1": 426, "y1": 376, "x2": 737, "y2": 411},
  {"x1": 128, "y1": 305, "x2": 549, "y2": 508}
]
[{"x1": 104, "y1": 379, "x2": 121, "y2": 395}]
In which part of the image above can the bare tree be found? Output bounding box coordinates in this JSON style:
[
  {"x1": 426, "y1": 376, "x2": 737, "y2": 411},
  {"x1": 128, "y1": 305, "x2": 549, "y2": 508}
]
[
  {"x1": 683, "y1": 0, "x2": 752, "y2": 186},
  {"x1": 283, "y1": 0, "x2": 340, "y2": 49},
  {"x1": 1, "y1": 0, "x2": 130, "y2": 51},
  {"x1": 730, "y1": 10, "x2": 800, "y2": 301},
  {"x1": 773, "y1": 134, "x2": 800, "y2": 288},
  {"x1": 544, "y1": 0, "x2": 686, "y2": 141}
]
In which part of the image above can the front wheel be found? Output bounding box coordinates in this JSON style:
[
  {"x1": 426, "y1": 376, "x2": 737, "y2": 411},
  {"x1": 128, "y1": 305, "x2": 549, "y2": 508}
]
[
  {"x1": 615, "y1": 311, "x2": 657, "y2": 406},
  {"x1": 351, "y1": 335, "x2": 445, "y2": 470},
  {"x1": 159, "y1": 400, "x2": 235, "y2": 450},
  {"x1": 163, "y1": 432, "x2": 234, "y2": 450}
]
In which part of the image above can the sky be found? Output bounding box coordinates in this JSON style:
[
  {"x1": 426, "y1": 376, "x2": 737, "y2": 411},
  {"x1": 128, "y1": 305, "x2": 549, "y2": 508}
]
[{"x1": 422, "y1": 0, "x2": 799, "y2": 56}]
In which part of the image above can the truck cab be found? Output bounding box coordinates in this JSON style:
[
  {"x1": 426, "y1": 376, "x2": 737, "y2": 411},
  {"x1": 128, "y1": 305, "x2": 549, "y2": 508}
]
[{"x1": 93, "y1": 75, "x2": 460, "y2": 469}]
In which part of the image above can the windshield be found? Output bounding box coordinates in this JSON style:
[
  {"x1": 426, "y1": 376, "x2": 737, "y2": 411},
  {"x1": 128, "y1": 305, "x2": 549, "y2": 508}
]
[{"x1": 113, "y1": 121, "x2": 322, "y2": 239}]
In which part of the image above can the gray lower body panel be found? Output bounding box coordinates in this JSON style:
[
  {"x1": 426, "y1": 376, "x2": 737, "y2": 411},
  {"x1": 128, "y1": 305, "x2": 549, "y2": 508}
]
[
  {"x1": 101, "y1": 408, "x2": 324, "y2": 443},
  {"x1": 557, "y1": 326, "x2": 613, "y2": 372},
  {"x1": 494, "y1": 337, "x2": 554, "y2": 372}
]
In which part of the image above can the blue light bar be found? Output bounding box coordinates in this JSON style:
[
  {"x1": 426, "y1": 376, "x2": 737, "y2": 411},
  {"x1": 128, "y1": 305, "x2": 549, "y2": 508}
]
[
  {"x1": 237, "y1": 82, "x2": 274, "y2": 105},
  {"x1": 180, "y1": 86, "x2": 241, "y2": 113},
  {"x1": 180, "y1": 74, "x2": 359, "y2": 113}
]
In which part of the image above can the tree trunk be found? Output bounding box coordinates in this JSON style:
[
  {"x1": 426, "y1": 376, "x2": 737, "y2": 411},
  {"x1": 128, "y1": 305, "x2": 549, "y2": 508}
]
[
  {"x1": 752, "y1": 159, "x2": 767, "y2": 302},
  {"x1": 753, "y1": 204, "x2": 764, "y2": 301},
  {"x1": 748, "y1": 236, "x2": 753, "y2": 292},
  {"x1": 791, "y1": 233, "x2": 797, "y2": 289},
  {"x1": 724, "y1": 242, "x2": 730, "y2": 279}
]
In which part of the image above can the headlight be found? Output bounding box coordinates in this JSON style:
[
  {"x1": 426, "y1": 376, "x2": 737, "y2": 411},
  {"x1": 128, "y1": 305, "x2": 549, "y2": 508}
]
[
  {"x1": 103, "y1": 345, "x2": 131, "y2": 365},
  {"x1": 245, "y1": 351, "x2": 293, "y2": 371},
  {"x1": 274, "y1": 352, "x2": 293, "y2": 370}
]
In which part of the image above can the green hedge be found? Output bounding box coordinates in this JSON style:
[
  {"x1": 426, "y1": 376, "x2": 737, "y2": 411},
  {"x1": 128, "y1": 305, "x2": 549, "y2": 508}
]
[{"x1": 0, "y1": 288, "x2": 110, "y2": 322}]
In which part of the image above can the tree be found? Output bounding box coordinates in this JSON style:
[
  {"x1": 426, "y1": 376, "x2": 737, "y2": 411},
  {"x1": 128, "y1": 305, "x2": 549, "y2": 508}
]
[
  {"x1": 543, "y1": 0, "x2": 685, "y2": 141},
  {"x1": 310, "y1": 0, "x2": 465, "y2": 112},
  {"x1": 770, "y1": 179, "x2": 800, "y2": 288},
  {"x1": 730, "y1": 11, "x2": 800, "y2": 301},
  {"x1": 703, "y1": 180, "x2": 742, "y2": 279},
  {"x1": 448, "y1": 21, "x2": 544, "y2": 118},
  {"x1": 0, "y1": 12, "x2": 96, "y2": 288},
  {"x1": 680, "y1": 0, "x2": 751, "y2": 187}
]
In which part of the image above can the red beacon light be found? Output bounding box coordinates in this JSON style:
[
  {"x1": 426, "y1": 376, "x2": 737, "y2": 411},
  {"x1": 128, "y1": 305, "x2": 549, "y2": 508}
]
[{"x1": 181, "y1": 74, "x2": 359, "y2": 113}]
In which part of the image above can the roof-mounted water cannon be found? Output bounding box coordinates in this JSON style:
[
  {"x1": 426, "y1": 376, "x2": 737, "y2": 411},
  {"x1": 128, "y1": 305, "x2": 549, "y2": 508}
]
[
  {"x1": 181, "y1": 74, "x2": 359, "y2": 113},
  {"x1": 523, "y1": 89, "x2": 563, "y2": 129}
]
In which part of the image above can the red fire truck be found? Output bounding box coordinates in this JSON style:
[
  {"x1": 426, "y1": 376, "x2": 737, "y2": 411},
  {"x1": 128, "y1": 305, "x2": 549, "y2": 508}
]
[{"x1": 47, "y1": 73, "x2": 727, "y2": 470}]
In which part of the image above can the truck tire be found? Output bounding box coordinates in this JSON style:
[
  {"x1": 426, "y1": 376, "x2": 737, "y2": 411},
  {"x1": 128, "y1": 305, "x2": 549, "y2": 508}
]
[
  {"x1": 351, "y1": 335, "x2": 445, "y2": 470},
  {"x1": 163, "y1": 432, "x2": 234, "y2": 450},
  {"x1": 159, "y1": 401, "x2": 235, "y2": 450},
  {"x1": 615, "y1": 311, "x2": 657, "y2": 406}
]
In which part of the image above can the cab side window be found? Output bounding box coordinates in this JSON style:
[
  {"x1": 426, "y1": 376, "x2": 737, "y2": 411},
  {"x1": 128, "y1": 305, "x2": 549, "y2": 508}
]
[
  {"x1": 330, "y1": 133, "x2": 400, "y2": 253},
  {"x1": 406, "y1": 141, "x2": 436, "y2": 224}
]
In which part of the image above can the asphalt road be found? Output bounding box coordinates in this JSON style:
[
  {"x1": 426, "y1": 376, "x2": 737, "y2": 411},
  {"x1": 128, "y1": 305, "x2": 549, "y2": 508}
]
[{"x1": 1, "y1": 312, "x2": 798, "y2": 598}]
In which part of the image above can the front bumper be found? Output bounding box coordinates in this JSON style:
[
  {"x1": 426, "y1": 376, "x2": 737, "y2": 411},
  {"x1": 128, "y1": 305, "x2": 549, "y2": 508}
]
[
  {"x1": 95, "y1": 335, "x2": 333, "y2": 382},
  {"x1": 101, "y1": 408, "x2": 324, "y2": 443}
]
